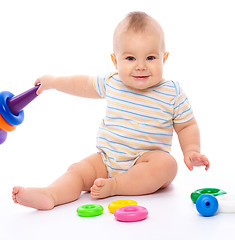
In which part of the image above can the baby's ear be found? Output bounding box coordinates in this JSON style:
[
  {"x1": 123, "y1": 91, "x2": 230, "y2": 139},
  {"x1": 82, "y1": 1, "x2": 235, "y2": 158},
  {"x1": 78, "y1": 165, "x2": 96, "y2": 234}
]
[
  {"x1": 111, "y1": 53, "x2": 118, "y2": 69},
  {"x1": 163, "y1": 51, "x2": 169, "y2": 64}
]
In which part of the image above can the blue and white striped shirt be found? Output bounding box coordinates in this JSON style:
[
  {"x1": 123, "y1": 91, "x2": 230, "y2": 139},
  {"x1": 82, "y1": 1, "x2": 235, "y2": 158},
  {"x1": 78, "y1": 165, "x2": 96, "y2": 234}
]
[{"x1": 93, "y1": 72, "x2": 193, "y2": 177}]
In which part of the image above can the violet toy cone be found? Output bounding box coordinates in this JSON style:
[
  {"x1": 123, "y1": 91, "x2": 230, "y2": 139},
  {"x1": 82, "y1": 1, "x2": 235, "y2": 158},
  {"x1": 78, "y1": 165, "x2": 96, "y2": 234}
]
[{"x1": 0, "y1": 85, "x2": 40, "y2": 144}]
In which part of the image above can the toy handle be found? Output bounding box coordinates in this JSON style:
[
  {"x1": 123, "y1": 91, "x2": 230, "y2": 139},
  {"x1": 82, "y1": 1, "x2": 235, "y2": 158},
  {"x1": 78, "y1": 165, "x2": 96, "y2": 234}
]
[{"x1": 7, "y1": 85, "x2": 40, "y2": 115}]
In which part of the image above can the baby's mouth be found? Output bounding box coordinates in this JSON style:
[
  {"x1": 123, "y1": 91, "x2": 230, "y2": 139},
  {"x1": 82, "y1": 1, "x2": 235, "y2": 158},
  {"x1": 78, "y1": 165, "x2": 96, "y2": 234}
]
[{"x1": 132, "y1": 75, "x2": 150, "y2": 80}]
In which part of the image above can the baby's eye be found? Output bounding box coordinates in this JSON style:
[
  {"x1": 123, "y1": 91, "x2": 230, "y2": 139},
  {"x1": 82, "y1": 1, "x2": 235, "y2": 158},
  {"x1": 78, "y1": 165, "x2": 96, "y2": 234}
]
[
  {"x1": 147, "y1": 56, "x2": 156, "y2": 61},
  {"x1": 126, "y1": 56, "x2": 135, "y2": 61}
]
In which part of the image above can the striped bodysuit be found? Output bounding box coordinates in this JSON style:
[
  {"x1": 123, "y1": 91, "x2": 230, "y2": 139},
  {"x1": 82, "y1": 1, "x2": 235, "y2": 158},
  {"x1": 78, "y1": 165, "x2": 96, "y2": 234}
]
[{"x1": 93, "y1": 72, "x2": 193, "y2": 178}]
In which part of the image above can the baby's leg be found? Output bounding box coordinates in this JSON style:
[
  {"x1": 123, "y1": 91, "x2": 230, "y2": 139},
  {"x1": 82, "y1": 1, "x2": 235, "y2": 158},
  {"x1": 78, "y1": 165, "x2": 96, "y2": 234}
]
[
  {"x1": 90, "y1": 150, "x2": 177, "y2": 198},
  {"x1": 12, "y1": 153, "x2": 108, "y2": 210}
]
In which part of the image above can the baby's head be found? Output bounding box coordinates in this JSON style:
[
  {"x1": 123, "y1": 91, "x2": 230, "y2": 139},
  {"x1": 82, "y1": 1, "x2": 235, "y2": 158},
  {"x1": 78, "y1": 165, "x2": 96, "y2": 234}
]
[{"x1": 111, "y1": 12, "x2": 169, "y2": 90}]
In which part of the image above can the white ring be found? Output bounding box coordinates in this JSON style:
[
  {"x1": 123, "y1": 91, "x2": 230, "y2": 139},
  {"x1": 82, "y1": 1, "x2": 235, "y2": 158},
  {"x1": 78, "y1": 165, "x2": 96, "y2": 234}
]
[{"x1": 217, "y1": 194, "x2": 235, "y2": 213}]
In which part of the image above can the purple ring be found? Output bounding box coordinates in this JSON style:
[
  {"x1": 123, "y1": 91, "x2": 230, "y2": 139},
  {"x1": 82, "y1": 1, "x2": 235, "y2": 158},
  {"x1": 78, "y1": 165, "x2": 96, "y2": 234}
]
[
  {"x1": 0, "y1": 129, "x2": 7, "y2": 144},
  {"x1": 0, "y1": 91, "x2": 24, "y2": 126}
]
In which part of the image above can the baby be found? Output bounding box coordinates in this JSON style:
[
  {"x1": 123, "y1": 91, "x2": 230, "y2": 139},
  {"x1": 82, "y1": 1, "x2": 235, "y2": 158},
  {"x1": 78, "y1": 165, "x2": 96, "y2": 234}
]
[{"x1": 12, "y1": 11, "x2": 209, "y2": 210}]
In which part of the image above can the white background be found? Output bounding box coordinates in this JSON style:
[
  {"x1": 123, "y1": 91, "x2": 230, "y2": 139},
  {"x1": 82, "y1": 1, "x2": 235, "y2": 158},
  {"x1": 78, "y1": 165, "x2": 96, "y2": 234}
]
[{"x1": 0, "y1": 0, "x2": 235, "y2": 239}]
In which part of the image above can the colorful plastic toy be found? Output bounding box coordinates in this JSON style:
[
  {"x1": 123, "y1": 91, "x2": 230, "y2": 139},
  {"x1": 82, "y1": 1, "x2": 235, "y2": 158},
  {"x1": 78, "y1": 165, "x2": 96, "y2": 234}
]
[
  {"x1": 108, "y1": 199, "x2": 138, "y2": 214},
  {"x1": 196, "y1": 194, "x2": 218, "y2": 217},
  {"x1": 0, "y1": 129, "x2": 7, "y2": 144},
  {"x1": 114, "y1": 206, "x2": 148, "y2": 222},
  {"x1": 0, "y1": 85, "x2": 40, "y2": 144},
  {"x1": 191, "y1": 188, "x2": 227, "y2": 203},
  {"x1": 217, "y1": 194, "x2": 235, "y2": 213},
  {"x1": 77, "y1": 204, "x2": 104, "y2": 217}
]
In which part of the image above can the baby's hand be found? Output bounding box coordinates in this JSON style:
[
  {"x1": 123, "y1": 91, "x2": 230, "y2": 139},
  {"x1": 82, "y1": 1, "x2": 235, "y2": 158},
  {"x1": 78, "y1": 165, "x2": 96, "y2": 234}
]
[
  {"x1": 184, "y1": 152, "x2": 210, "y2": 171},
  {"x1": 34, "y1": 75, "x2": 55, "y2": 95}
]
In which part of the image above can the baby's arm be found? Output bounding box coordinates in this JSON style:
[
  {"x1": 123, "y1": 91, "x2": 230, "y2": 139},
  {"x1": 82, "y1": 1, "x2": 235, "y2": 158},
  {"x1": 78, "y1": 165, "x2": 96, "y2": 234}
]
[
  {"x1": 174, "y1": 118, "x2": 210, "y2": 171},
  {"x1": 35, "y1": 75, "x2": 100, "y2": 98}
]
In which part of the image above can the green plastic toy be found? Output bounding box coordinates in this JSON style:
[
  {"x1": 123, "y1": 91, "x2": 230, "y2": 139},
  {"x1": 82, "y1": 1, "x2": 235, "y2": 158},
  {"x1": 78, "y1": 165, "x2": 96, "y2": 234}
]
[
  {"x1": 77, "y1": 204, "x2": 104, "y2": 217},
  {"x1": 191, "y1": 188, "x2": 227, "y2": 204}
]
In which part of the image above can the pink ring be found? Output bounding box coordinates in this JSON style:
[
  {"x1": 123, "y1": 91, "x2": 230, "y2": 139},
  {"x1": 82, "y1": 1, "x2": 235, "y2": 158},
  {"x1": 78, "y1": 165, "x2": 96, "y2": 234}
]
[{"x1": 114, "y1": 206, "x2": 148, "y2": 222}]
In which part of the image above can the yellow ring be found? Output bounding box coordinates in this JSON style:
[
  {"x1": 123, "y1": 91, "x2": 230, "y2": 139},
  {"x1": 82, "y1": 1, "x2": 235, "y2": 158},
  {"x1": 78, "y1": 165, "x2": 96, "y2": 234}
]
[{"x1": 108, "y1": 199, "x2": 138, "y2": 214}]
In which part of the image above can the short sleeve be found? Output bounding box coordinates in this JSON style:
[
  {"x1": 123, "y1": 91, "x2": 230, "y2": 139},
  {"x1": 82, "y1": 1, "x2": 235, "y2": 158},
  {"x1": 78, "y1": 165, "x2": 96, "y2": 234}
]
[
  {"x1": 173, "y1": 81, "x2": 194, "y2": 123},
  {"x1": 92, "y1": 75, "x2": 107, "y2": 98}
]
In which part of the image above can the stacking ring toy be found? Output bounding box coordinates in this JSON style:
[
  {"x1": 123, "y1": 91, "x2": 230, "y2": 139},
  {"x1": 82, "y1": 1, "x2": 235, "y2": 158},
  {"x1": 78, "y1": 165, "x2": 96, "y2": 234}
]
[
  {"x1": 191, "y1": 188, "x2": 227, "y2": 203},
  {"x1": 217, "y1": 194, "x2": 235, "y2": 213},
  {"x1": 77, "y1": 204, "x2": 104, "y2": 217},
  {"x1": 196, "y1": 194, "x2": 218, "y2": 217},
  {"x1": 0, "y1": 85, "x2": 40, "y2": 144},
  {"x1": 108, "y1": 199, "x2": 138, "y2": 214},
  {"x1": 114, "y1": 206, "x2": 148, "y2": 222},
  {"x1": 0, "y1": 91, "x2": 24, "y2": 126}
]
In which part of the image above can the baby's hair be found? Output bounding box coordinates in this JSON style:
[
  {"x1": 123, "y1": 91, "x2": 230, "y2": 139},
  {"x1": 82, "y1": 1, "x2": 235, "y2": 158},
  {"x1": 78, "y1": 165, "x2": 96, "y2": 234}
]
[
  {"x1": 126, "y1": 11, "x2": 150, "y2": 32},
  {"x1": 113, "y1": 11, "x2": 166, "y2": 53}
]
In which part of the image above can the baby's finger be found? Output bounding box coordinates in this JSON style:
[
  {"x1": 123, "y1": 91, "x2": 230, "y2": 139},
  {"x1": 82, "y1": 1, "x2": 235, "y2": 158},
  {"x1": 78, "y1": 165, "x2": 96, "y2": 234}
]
[
  {"x1": 34, "y1": 78, "x2": 41, "y2": 86},
  {"x1": 202, "y1": 156, "x2": 210, "y2": 171},
  {"x1": 205, "y1": 164, "x2": 210, "y2": 171},
  {"x1": 36, "y1": 85, "x2": 44, "y2": 95},
  {"x1": 34, "y1": 78, "x2": 45, "y2": 95},
  {"x1": 184, "y1": 157, "x2": 193, "y2": 171},
  {"x1": 196, "y1": 154, "x2": 210, "y2": 170}
]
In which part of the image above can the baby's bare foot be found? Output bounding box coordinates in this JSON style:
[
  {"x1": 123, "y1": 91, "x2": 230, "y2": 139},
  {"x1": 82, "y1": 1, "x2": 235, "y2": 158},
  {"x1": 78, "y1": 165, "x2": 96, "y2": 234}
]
[
  {"x1": 90, "y1": 178, "x2": 116, "y2": 199},
  {"x1": 12, "y1": 186, "x2": 55, "y2": 210}
]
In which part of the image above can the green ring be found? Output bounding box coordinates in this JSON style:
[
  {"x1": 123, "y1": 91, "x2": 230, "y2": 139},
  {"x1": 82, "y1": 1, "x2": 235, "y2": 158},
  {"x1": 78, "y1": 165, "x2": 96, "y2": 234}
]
[
  {"x1": 191, "y1": 188, "x2": 227, "y2": 204},
  {"x1": 77, "y1": 204, "x2": 104, "y2": 217}
]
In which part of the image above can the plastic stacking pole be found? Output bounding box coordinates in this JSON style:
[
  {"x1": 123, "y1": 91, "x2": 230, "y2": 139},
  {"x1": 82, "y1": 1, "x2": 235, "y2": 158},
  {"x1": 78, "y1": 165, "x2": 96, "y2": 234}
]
[
  {"x1": 7, "y1": 85, "x2": 40, "y2": 115},
  {"x1": 0, "y1": 85, "x2": 40, "y2": 144}
]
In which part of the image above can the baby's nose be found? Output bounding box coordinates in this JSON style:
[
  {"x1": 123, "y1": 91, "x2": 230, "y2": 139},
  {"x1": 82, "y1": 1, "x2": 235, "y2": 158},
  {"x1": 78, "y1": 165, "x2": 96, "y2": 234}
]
[{"x1": 135, "y1": 60, "x2": 147, "y2": 70}]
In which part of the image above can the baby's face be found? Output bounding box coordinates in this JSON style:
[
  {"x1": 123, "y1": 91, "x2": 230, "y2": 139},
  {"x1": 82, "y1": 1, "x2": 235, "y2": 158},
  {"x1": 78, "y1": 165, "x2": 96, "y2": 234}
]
[{"x1": 112, "y1": 29, "x2": 168, "y2": 90}]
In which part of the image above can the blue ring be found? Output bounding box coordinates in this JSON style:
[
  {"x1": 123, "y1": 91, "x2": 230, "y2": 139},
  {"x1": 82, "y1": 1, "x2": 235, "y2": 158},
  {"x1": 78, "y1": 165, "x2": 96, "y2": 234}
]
[
  {"x1": 0, "y1": 91, "x2": 24, "y2": 126},
  {"x1": 196, "y1": 194, "x2": 218, "y2": 217}
]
